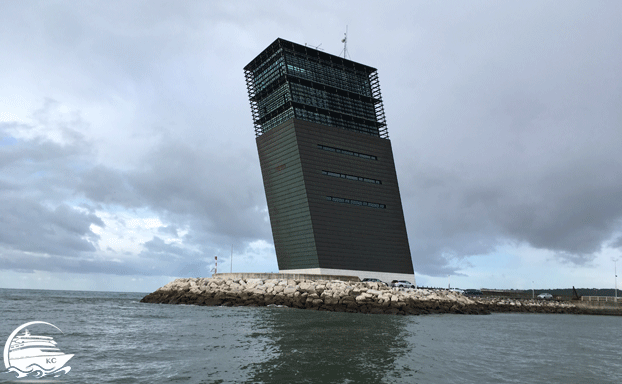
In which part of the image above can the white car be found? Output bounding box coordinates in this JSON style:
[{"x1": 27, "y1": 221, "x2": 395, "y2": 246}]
[
  {"x1": 450, "y1": 288, "x2": 464, "y2": 294},
  {"x1": 537, "y1": 293, "x2": 553, "y2": 300},
  {"x1": 361, "y1": 278, "x2": 388, "y2": 286},
  {"x1": 391, "y1": 280, "x2": 415, "y2": 289}
]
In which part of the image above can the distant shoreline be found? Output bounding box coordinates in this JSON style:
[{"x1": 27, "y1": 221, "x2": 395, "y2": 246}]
[{"x1": 140, "y1": 277, "x2": 622, "y2": 316}]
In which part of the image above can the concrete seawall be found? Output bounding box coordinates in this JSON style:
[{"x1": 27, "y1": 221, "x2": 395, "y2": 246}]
[{"x1": 139, "y1": 276, "x2": 619, "y2": 316}]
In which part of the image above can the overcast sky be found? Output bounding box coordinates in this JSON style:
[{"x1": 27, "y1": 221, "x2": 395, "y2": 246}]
[{"x1": 1, "y1": 1, "x2": 621, "y2": 292}]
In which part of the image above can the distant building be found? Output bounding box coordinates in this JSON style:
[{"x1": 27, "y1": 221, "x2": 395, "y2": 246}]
[{"x1": 244, "y1": 38, "x2": 415, "y2": 284}]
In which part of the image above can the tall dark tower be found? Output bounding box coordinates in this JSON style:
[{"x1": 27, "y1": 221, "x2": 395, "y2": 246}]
[{"x1": 244, "y1": 38, "x2": 415, "y2": 284}]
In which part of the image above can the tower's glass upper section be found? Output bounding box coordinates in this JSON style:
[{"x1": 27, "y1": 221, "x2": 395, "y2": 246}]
[{"x1": 244, "y1": 38, "x2": 388, "y2": 138}]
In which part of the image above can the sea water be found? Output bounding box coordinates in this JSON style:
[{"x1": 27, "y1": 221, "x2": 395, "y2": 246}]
[{"x1": 0, "y1": 288, "x2": 620, "y2": 383}]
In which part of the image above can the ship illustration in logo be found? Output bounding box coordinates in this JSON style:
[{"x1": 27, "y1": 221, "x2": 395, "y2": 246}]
[{"x1": 3, "y1": 321, "x2": 73, "y2": 378}]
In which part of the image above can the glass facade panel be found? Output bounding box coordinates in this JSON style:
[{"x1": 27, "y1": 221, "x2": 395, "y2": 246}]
[{"x1": 245, "y1": 38, "x2": 388, "y2": 138}]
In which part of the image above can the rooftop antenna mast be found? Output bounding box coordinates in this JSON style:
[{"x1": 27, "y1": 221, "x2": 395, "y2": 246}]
[
  {"x1": 340, "y1": 26, "x2": 350, "y2": 59},
  {"x1": 305, "y1": 42, "x2": 323, "y2": 51}
]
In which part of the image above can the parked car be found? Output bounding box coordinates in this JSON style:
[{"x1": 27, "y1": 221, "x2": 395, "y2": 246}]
[
  {"x1": 361, "y1": 278, "x2": 387, "y2": 286},
  {"x1": 390, "y1": 280, "x2": 416, "y2": 289},
  {"x1": 463, "y1": 289, "x2": 483, "y2": 297},
  {"x1": 537, "y1": 293, "x2": 553, "y2": 300},
  {"x1": 450, "y1": 288, "x2": 464, "y2": 294}
]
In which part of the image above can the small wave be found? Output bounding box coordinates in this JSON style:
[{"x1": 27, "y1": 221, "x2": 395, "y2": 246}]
[{"x1": 4, "y1": 364, "x2": 71, "y2": 378}]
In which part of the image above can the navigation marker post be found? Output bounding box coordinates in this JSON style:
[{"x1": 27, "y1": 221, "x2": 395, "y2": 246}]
[
  {"x1": 532, "y1": 281, "x2": 535, "y2": 299},
  {"x1": 210, "y1": 255, "x2": 217, "y2": 275}
]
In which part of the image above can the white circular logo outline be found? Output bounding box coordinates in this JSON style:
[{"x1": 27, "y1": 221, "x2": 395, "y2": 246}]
[{"x1": 3, "y1": 321, "x2": 64, "y2": 369}]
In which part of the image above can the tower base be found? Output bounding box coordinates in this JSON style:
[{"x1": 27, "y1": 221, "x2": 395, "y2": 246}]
[{"x1": 280, "y1": 268, "x2": 416, "y2": 286}]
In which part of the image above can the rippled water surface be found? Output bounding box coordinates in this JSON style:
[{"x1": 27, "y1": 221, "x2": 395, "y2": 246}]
[{"x1": 1, "y1": 288, "x2": 620, "y2": 383}]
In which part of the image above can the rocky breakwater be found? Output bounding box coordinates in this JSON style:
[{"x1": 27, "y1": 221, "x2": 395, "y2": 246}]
[
  {"x1": 139, "y1": 277, "x2": 589, "y2": 315},
  {"x1": 475, "y1": 297, "x2": 583, "y2": 314}
]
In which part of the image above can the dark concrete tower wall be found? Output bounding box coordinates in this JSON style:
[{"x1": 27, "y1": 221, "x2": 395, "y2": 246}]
[
  {"x1": 296, "y1": 119, "x2": 413, "y2": 274},
  {"x1": 256, "y1": 119, "x2": 319, "y2": 270},
  {"x1": 246, "y1": 38, "x2": 415, "y2": 279}
]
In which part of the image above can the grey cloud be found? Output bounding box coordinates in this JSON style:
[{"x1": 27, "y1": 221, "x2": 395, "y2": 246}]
[
  {"x1": 495, "y1": 164, "x2": 622, "y2": 255},
  {"x1": 129, "y1": 139, "x2": 268, "y2": 239},
  {"x1": 0, "y1": 247, "x2": 167, "y2": 276},
  {"x1": 383, "y1": 2, "x2": 622, "y2": 277},
  {"x1": 142, "y1": 236, "x2": 211, "y2": 276},
  {"x1": 402, "y1": 136, "x2": 622, "y2": 276},
  {"x1": 610, "y1": 236, "x2": 622, "y2": 250},
  {"x1": 0, "y1": 198, "x2": 102, "y2": 256},
  {"x1": 79, "y1": 165, "x2": 140, "y2": 207},
  {"x1": 1, "y1": 107, "x2": 268, "y2": 277},
  {"x1": 157, "y1": 225, "x2": 180, "y2": 236},
  {"x1": 78, "y1": 136, "x2": 270, "y2": 241},
  {"x1": 0, "y1": 110, "x2": 105, "y2": 259},
  {"x1": 142, "y1": 236, "x2": 189, "y2": 260}
]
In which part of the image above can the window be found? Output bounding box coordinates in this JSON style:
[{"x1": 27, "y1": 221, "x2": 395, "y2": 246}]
[
  {"x1": 317, "y1": 144, "x2": 377, "y2": 160},
  {"x1": 326, "y1": 196, "x2": 386, "y2": 209},
  {"x1": 322, "y1": 170, "x2": 381, "y2": 184}
]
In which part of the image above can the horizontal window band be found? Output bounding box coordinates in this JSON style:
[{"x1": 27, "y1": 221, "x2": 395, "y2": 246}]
[
  {"x1": 322, "y1": 170, "x2": 381, "y2": 184},
  {"x1": 326, "y1": 196, "x2": 386, "y2": 209},
  {"x1": 317, "y1": 144, "x2": 377, "y2": 160}
]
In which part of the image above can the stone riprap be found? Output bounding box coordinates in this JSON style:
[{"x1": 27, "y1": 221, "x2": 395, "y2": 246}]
[{"x1": 140, "y1": 277, "x2": 596, "y2": 315}]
